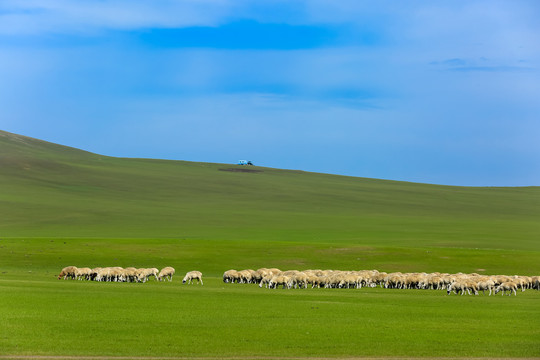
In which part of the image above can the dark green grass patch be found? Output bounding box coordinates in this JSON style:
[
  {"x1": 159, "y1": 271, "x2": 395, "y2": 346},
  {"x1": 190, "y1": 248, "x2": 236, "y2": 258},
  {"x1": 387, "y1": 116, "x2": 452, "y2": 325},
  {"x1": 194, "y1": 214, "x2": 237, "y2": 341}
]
[{"x1": 1, "y1": 237, "x2": 539, "y2": 279}]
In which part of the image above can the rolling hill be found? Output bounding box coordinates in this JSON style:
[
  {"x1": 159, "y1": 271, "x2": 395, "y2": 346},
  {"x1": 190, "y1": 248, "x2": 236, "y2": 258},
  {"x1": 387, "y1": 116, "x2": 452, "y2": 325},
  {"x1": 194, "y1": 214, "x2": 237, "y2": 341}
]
[{"x1": 1, "y1": 129, "x2": 539, "y2": 251}]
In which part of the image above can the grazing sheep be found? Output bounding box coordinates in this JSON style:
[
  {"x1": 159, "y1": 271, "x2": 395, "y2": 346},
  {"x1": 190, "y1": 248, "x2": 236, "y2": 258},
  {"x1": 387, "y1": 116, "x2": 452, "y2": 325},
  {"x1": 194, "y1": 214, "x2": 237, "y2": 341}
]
[
  {"x1": 250, "y1": 269, "x2": 263, "y2": 284},
  {"x1": 259, "y1": 274, "x2": 274, "y2": 288},
  {"x1": 109, "y1": 268, "x2": 122, "y2": 282},
  {"x1": 136, "y1": 268, "x2": 148, "y2": 283},
  {"x1": 532, "y1": 276, "x2": 540, "y2": 290},
  {"x1": 255, "y1": 268, "x2": 273, "y2": 282},
  {"x1": 305, "y1": 274, "x2": 322, "y2": 288},
  {"x1": 495, "y1": 282, "x2": 518, "y2": 296},
  {"x1": 338, "y1": 274, "x2": 359, "y2": 289},
  {"x1": 291, "y1": 272, "x2": 309, "y2": 289},
  {"x1": 58, "y1": 266, "x2": 78, "y2": 280},
  {"x1": 476, "y1": 280, "x2": 496, "y2": 296},
  {"x1": 95, "y1": 267, "x2": 111, "y2": 282},
  {"x1": 75, "y1": 267, "x2": 92, "y2": 280},
  {"x1": 183, "y1": 271, "x2": 203, "y2": 285},
  {"x1": 512, "y1": 276, "x2": 529, "y2": 292},
  {"x1": 447, "y1": 281, "x2": 467, "y2": 295},
  {"x1": 268, "y1": 268, "x2": 282, "y2": 276},
  {"x1": 222, "y1": 267, "x2": 534, "y2": 298},
  {"x1": 268, "y1": 275, "x2": 292, "y2": 289},
  {"x1": 223, "y1": 269, "x2": 239, "y2": 283},
  {"x1": 447, "y1": 279, "x2": 479, "y2": 295},
  {"x1": 238, "y1": 269, "x2": 254, "y2": 284},
  {"x1": 123, "y1": 268, "x2": 139, "y2": 283},
  {"x1": 158, "y1": 267, "x2": 175, "y2": 282},
  {"x1": 147, "y1": 268, "x2": 158, "y2": 281},
  {"x1": 403, "y1": 273, "x2": 422, "y2": 289},
  {"x1": 465, "y1": 281, "x2": 479, "y2": 295},
  {"x1": 137, "y1": 268, "x2": 159, "y2": 283},
  {"x1": 90, "y1": 267, "x2": 102, "y2": 281},
  {"x1": 135, "y1": 268, "x2": 159, "y2": 283}
]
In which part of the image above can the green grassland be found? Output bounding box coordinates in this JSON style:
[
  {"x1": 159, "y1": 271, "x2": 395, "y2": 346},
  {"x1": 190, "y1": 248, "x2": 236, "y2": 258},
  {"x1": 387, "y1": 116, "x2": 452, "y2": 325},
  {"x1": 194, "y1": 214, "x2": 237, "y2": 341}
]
[{"x1": 0, "y1": 130, "x2": 539, "y2": 358}]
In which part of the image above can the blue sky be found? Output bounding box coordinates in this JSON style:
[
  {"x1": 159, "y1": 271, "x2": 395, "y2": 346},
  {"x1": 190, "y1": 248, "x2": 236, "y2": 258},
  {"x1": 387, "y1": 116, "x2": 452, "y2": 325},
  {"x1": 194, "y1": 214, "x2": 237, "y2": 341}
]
[{"x1": 1, "y1": 0, "x2": 539, "y2": 186}]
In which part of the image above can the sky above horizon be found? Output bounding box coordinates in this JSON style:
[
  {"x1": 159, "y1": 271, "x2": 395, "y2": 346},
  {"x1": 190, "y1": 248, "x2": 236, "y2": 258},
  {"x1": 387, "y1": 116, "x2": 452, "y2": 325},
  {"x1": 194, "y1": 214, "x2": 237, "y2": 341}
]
[{"x1": 1, "y1": 1, "x2": 539, "y2": 186}]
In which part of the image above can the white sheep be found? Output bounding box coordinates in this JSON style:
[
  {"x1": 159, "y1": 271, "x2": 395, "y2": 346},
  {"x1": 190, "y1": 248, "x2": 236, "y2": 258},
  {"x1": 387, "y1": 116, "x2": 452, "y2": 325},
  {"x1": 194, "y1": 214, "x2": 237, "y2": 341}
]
[
  {"x1": 447, "y1": 281, "x2": 467, "y2": 295},
  {"x1": 258, "y1": 274, "x2": 274, "y2": 288},
  {"x1": 291, "y1": 272, "x2": 309, "y2": 289},
  {"x1": 122, "y1": 268, "x2": 138, "y2": 282},
  {"x1": 158, "y1": 267, "x2": 175, "y2": 281},
  {"x1": 90, "y1": 267, "x2": 102, "y2": 281},
  {"x1": 137, "y1": 268, "x2": 159, "y2": 283},
  {"x1": 532, "y1": 276, "x2": 540, "y2": 290},
  {"x1": 223, "y1": 269, "x2": 239, "y2": 283},
  {"x1": 268, "y1": 275, "x2": 292, "y2": 289},
  {"x1": 95, "y1": 267, "x2": 111, "y2": 282},
  {"x1": 148, "y1": 268, "x2": 159, "y2": 281},
  {"x1": 476, "y1": 280, "x2": 496, "y2": 296},
  {"x1": 58, "y1": 266, "x2": 78, "y2": 280},
  {"x1": 182, "y1": 271, "x2": 203, "y2": 285},
  {"x1": 238, "y1": 269, "x2": 253, "y2": 284},
  {"x1": 75, "y1": 267, "x2": 93, "y2": 280},
  {"x1": 494, "y1": 281, "x2": 518, "y2": 296}
]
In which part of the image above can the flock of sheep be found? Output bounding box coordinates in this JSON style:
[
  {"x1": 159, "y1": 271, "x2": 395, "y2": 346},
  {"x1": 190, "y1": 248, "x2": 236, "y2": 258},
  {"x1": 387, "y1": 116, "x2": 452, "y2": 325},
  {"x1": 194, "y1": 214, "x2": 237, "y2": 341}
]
[
  {"x1": 57, "y1": 266, "x2": 203, "y2": 284},
  {"x1": 58, "y1": 265, "x2": 539, "y2": 296},
  {"x1": 223, "y1": 268, "x2": 540, "y2": 296}
]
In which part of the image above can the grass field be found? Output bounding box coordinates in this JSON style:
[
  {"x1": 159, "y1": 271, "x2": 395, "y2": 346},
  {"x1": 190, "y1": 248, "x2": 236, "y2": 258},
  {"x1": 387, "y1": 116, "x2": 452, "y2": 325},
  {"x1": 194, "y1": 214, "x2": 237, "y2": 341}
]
[
  {"x1": 0, "y1": 130, "x2": 539, "y2": 358},
  {"x1": 0, "y1": 238, "x2": 539, "y2": 358}
]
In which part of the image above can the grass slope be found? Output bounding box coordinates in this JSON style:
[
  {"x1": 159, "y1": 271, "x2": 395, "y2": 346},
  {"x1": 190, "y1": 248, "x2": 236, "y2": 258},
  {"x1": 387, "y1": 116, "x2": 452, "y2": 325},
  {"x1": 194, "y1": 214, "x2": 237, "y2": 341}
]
[
  {"x1": 0, "y1": 130, "x2": 539, "y2": 358},
  {"x1": 1, "y1": 130, "x2": 539, "y2": 250}
]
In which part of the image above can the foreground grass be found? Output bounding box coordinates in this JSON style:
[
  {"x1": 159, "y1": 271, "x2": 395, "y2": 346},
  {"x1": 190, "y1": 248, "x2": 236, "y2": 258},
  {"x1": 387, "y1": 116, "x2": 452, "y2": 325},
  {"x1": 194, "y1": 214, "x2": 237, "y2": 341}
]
[
  {"x1": 0, "y1": 276, "x2": 538, "y2": 358},
  {"x1": 0, "y1": 238, "x2": 539, "y2": 358}
]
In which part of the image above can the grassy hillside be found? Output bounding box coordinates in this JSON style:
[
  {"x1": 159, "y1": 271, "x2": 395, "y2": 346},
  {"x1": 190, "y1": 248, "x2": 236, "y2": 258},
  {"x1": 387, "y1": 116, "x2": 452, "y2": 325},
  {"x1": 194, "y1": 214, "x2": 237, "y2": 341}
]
[{"x1": 1, "y1": 130, "x2": 539, "y2": 251}]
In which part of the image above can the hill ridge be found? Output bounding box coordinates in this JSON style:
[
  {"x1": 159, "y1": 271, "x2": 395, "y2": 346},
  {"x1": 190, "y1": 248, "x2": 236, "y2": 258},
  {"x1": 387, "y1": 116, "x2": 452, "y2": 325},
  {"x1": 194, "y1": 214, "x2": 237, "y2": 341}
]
[
  {"x1": 0, "y1": 130, "x2": 101, "y2": 157},
  {"x1": 3, "y1": 129, "x2": 537, "y2": 188},
  {"x1": 0, "y1": 129, "x2": 539, "y2": 250}
]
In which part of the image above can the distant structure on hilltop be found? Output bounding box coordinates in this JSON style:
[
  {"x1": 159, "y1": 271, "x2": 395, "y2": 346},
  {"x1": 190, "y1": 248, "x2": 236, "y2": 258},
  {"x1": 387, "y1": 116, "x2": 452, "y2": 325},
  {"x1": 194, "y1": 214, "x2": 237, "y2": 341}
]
[{"x1": 237, "y1": 160, "x2": 254, "y2": 166}]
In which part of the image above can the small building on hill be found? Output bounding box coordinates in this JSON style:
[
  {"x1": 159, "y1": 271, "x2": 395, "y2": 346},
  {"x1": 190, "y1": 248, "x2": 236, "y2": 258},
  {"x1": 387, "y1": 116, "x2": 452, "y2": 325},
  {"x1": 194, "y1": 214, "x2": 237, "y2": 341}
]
[{"x1": 238, "y1": 160, "x2": 254, "y2": 166}]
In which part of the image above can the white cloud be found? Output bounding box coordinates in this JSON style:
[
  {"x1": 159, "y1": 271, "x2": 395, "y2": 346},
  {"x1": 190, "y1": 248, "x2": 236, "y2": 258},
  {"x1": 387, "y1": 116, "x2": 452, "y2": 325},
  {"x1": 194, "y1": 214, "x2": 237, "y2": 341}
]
[{"x1": 0, "y1": 0, "x2": 235, "y2": 35}]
